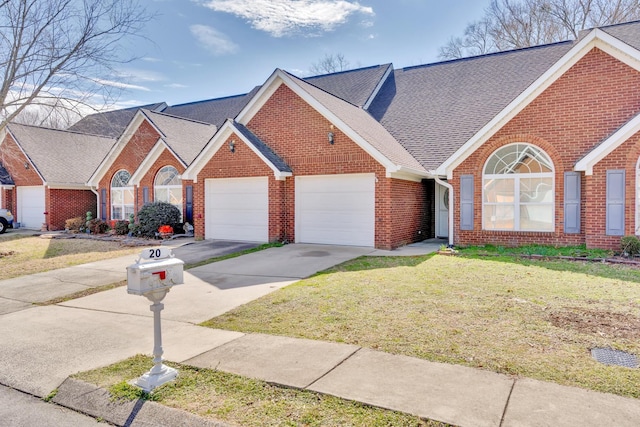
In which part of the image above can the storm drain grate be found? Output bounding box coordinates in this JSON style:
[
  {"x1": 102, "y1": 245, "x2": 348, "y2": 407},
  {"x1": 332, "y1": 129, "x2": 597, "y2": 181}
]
[{"x1": 591, "y1": 348, "x2": 638, "y2": 368}]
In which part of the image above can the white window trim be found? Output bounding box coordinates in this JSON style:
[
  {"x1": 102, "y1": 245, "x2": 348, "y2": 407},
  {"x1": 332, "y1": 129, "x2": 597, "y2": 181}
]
[
  {"x1": 111, "y1": 170, "x2": 134, "y2": 221},
  {"x1": 482, "y1": 143, "x2": 555, "y2": 232},
  {"x1": 635, "y1": 157, "x2": 640, "y2": 235}
]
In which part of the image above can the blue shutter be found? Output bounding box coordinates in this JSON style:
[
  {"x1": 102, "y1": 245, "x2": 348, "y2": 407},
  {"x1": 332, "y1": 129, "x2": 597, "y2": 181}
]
[
  {"x1": 185, "y1": 185, "x2": 193, "y2": 223},
  {"x1": 142, "y1": 187, "x2": 149, "y2": 204},
  {"x1": 100, "y1": 188, "x2": 107, "y2": 220},
  {"x1": 460, "y1": 175, "x2": 474, "y2": 231},
  {"x1": 606, "y1": 170, "x2": 625, "y2": 236},
  {"x1": 564, "y1": 172, "x2": 581, "y2": 234}
]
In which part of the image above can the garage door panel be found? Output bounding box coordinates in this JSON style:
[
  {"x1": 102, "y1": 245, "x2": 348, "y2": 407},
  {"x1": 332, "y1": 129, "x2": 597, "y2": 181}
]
[
  {"x1": 296, "y1": 174, "x2": 375, "y2": 247},
  {"x1": 205, "y1": 177, "x2": 268, "y2": 242},
  {"x1": 18, "y1": 186, "x2": 45, "y2": 229}
]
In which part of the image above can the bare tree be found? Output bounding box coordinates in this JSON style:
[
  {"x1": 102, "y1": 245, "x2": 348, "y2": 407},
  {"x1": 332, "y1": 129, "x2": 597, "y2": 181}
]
[
  {"x1": 0, "y1": 0, "x2": 151, "y2": 130},
  {"x1": 439, "y1": 0, "x2": 640, "y2": 59},
  {"x1": 309, "y1": 53, "x2": 351, "y2": 75}
]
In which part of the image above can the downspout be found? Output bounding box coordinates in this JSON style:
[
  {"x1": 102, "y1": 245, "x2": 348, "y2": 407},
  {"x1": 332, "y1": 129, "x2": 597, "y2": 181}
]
[
  {"x1": 90, "y1": 187, "x2": 100, "y2": 220},
  {"x1": 433, "y1": 176, "x2": 454, "y2": 247}
]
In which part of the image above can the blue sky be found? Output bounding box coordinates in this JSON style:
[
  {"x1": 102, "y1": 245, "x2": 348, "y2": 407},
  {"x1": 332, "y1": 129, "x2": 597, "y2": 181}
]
[{"x1": 113, "y1": 0, "x2": 488, "y2": 108}]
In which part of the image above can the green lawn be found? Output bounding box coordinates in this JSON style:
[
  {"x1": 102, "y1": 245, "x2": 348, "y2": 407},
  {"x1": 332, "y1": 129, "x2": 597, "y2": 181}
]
[{"x1": 203, "y1": 254, "x2": 640, "y2": 398}]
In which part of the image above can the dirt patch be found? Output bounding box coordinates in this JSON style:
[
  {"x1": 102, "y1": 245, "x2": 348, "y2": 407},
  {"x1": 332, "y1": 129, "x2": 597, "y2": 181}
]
[
  {"x1": 549, "y1": 308, "x2": 640, "y2": 339},
  {"x1": 0, "y1": 251, "x2": 14, "y2": 258}
]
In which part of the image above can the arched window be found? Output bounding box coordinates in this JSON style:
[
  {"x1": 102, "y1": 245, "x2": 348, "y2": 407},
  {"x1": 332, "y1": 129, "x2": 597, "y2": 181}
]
[
  {"x1": 154, "y1": 166, "x2": 182, "y2": 215},
  {"x1": 111, "y1": 170, "x2": 134, "y2": 220},
  {"x1": 483, "y1": 143, "x2": 554, "y2": 231}
]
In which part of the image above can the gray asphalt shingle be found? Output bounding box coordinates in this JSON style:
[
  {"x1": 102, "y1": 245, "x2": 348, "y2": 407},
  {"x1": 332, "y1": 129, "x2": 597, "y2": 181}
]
[
  {"x1": 368, "y1": 41, "x2": 574, "y2": 170},
  {"x1": 68, "y1": 103, "x2": 166, "y2": 138},
  {"x1": 233, "y1": 121, "x2": 292, "y2": 173},
  {"x1": 140, "y1": 110, "x2": 217, "y2": 165},
  {"x1": 7, "y1": 124, "x2": 115, "y2": 184}
]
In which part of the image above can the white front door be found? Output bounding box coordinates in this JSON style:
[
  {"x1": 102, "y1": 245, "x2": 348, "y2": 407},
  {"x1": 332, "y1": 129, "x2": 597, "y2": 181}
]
[
  {"x1": 204, "y1": 177, "x2": 269, "y2": 242},
  {"x1": 295, "y1": 174, "x2": 375, "y2": 247},
  {"x1": 436, "y1": 184, "x2": 449, "y2": 238},
  {"x1": 17, "y1": 186, "x2": 45, "y2": 229}
]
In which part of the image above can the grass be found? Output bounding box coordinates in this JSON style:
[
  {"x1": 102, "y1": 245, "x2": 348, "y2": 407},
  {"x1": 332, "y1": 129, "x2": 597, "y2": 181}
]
[
  {"x1": 202, "y1": 254, "x2": 640, "y2": 399},
  {"x1": 0, "y1": 234, "x2": 142, "y2": 280},
  {"x1": 457, "y1": 243, "x2": 614, "y2": 258},
  {"x1": 74, "y1": 355, "x2": 445, "y2": 427}
]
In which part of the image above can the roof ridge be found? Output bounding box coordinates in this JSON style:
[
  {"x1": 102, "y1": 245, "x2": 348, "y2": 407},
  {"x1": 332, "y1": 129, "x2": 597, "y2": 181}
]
[
  {"x1": 304, "y1": 63, "x2": 393, "y2": 80},
  {"x1": 400, "y1": 40, "x2": 574, "y2": 72},
  {"x1": 9, "y1": 122, "x2": 115, "y2": 139},
  {"x1": 168, "y1": 91, "x2": 254, "y2": 108},
  {"x1": 141, "y1": 108, "x2": 215, "y2": 127},
  {"x1": 284, "y1": 70, "x2": 362, "y2": 108}
]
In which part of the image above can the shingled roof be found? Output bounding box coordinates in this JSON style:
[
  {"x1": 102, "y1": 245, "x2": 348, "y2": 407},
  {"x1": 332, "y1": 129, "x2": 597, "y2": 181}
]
[
  {"x1": 234, "y1": 122, "x2": 291, "y2": 173},
  {"x1": 67, "y1": 102, "x2": 167, "y2": 138},
  {"x1": 304, "y1": 64, "x2": 392, "y2": 107},
  {"x1": 7, "y1": 124, "x2": 115, "y2": 185},
  {"x1": 140, "y1": 110, "x2": 217, "y2": 165},
  {"x1": 162, "y1": 88, "x2": 260, "y2": 127},
  {"x1": 283, "y1": 71, "x2": 427, "y2": 173},
  {"x1": 368, "y1": 41, "x2": 574, "y2": 171},
  {"x1": 594, "y1": 19, "x2": 640, "y2": 51}
]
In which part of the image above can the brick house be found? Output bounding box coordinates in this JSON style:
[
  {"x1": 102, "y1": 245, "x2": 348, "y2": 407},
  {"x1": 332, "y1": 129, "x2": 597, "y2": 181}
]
[
  {"x1": 5, "y1": 21, "x2": 640, "y2": 250},
  {"x1": 0, "y1": 124, "x2": 114, "y2": 230},
  {"x1": 86, "y1": 109, "x2": 216, "y2": 224}
]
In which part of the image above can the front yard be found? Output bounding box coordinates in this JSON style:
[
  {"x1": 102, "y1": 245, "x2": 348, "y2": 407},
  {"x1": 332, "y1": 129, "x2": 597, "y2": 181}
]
[
  {"x1": 203, "y1": 253, "x2": 640, "y2": 399},
  {"x1": 0, "y1": 234, "x2": 143, "y2": 280}
]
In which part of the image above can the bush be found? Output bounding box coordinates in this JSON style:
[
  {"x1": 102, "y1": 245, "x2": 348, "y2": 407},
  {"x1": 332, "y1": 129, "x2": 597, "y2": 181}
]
[
  {"x1": 113, "y1": 220, "x2": 130, "y2": 235},
  {"x1": 87, "y1": 218, "x2": 109, "y2": 234},
  {"x1": 65, "y1": 217, "x2": 85, "y2": 232},
  {"x1": 133, "y1": 202, "x2": 181, "y2": 238},
  {"x1": 621, "y1": 235, "x2": 640, "y2": 256}
]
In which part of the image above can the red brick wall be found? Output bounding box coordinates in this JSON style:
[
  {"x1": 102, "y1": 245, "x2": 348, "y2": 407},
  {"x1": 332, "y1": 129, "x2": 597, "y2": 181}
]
[
  {"x1": 453, "y1": 48, "x2": 640, "y2": 249},
  {"x1": 97, "y1": 120, "x2": 160, "y2": 219},
  {"x1": 192, "y1": 134, "x2": 279, "y2": 241},
  {"x1": 47, "y1": 189, "x2": 97, "y2": 230},
  {"x1": 240, "y1": 83, "x2": 425, "y2": 249}
]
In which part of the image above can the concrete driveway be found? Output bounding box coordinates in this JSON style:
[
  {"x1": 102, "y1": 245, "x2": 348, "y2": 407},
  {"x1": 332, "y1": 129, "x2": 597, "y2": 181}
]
[{"x1": 0, "y1": 243, "x2": 373, "y2": 397}]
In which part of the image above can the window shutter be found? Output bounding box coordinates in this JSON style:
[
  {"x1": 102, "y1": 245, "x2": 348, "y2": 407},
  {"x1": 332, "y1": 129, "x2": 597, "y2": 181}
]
[
  {"x1": 564, "y1": 172, "x2": 581, "y2": 234},
  {"x1": 460, "y1": 175, "x2": 474, "y2": 231},
  {"x1": 100, "y1": 188, "x2": 107, "y2": 220},
  {"x1": 606, "y1": 170, "x2": 625, "y2": 236},
  {"x1": 142, "y1": 187, "x2": 149, "y2": 204},
  {"x1": 185, "y1": 185, "x2": 193, "y2": 223}
]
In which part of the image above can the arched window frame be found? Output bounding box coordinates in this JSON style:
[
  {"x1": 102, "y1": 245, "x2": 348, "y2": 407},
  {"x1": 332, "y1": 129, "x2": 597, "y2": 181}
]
[
  {"x1": 154, "y1": 166, "x2": 182, "y2": 216},
  {"x1": 482, "y1": 143, "x2": 555, "y2": 232},
  {"x1": 111, "y1": 170, "x2": 134, "y2": 220}
]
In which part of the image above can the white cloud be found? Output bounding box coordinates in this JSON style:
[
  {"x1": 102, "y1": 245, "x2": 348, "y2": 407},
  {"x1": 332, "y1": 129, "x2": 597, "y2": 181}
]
[
  {"x1": 94, "y1": 78, "x2": 151, "y2": 92},
  {"x1": 165, "y1": 83, "x2": 188, "y2": 89},
  {"x1": 199, "y1": 0, "x2": 374, "y2": 37},
  {"x1": 190, "y1": 24, "x2": 239, "y2": 55}
]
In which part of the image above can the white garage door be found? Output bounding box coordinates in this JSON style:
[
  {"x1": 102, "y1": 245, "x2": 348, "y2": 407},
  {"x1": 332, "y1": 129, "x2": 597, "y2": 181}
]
[
  {"x1": 296, "y1": 174, "x2": 375, "y2": 247},
  {"x1": 17, "y1": 186, "x2": 45, "y2": 229},
  {"x1": 205, "y1": 177, "x2": 268, "y2": 242}
]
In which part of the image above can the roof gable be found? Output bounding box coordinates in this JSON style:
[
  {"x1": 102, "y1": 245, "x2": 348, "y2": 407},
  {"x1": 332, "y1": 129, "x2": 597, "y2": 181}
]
[
  {"x1": 436, "y1": 28, "x2": 640, "y2": 178},
  {"x1": 182, "y1": 120, "x2": 292, "y2": 181},
  {"x1": 236, "y1": 69, "x2": 428, "y2": 179},
  {"x1": 68, "y1": 102, "x2": 166, "y2": 138},
  {"x1": 5, "y1": 124, "x2": 115, "y2": 186}
]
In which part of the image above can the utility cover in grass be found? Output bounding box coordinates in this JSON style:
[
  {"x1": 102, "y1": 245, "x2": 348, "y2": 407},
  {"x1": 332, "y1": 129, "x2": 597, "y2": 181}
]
[{"x1": 591, "y1": 348, "x2": 638, "y2": 368}]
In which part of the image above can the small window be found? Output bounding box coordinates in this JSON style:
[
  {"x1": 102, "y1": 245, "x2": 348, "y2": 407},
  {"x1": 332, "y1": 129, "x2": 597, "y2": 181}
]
[
  {"x1": 154, "y1": 166, "x2": 182, "y2": 216},
  {"x1": 482, "y1": 143, "x2": 554, "y2": 231},
  {"x1": 111, "y1": 170, "x2": 134, "y2": 220}
]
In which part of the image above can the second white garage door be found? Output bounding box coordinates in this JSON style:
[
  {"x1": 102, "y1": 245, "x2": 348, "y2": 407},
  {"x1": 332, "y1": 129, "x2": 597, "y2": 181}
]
[
  {"x1": 296, "y1": 174, "x2": 375, "y2": 247},
  {"x1": 17, "y1": 186, "x2": 45, "y2": 229},
  {"x1": 205, "y1": 177, "x2": 268, "y2": 242}
]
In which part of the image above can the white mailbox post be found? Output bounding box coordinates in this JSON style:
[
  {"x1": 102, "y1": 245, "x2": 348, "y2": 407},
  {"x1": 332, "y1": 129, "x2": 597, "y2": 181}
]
[{"x1": 127, "y1": 247, "x2": 184, "y2": 392}]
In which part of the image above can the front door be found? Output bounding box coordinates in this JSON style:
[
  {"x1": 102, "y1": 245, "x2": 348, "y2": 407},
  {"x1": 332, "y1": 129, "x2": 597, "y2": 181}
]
[{"x1": 436, "y1": 184, "x2": 449, "y2": 238}]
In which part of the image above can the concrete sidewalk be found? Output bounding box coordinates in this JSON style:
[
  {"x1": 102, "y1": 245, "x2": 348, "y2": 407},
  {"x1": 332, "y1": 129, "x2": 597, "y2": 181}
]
[{"x1": 2, "y1": 239, "x2": 639, "y2": 426}]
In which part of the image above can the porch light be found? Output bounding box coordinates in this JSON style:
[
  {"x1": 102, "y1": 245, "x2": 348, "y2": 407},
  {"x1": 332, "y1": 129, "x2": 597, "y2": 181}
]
[
  {"x1": 328, "y1": 132, "x2": 334, "y2": 145},
  {"x1": 24, "y1": 162, "x2": 29, "y2": 169},
  {"x1": 229, "y1": 140, "x2": 235, "y2": 153}
]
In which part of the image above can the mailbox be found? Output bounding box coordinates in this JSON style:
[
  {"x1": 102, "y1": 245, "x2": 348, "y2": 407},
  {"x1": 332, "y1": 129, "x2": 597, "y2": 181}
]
[{"x1": 126, "y1": 249, "x2": 184, "y2": 295}]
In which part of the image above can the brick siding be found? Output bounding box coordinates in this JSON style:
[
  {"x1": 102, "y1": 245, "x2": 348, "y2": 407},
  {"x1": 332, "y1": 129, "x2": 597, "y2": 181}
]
[{"x1": 452, "y1": 48, "x2": 640, "y2": 249}]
